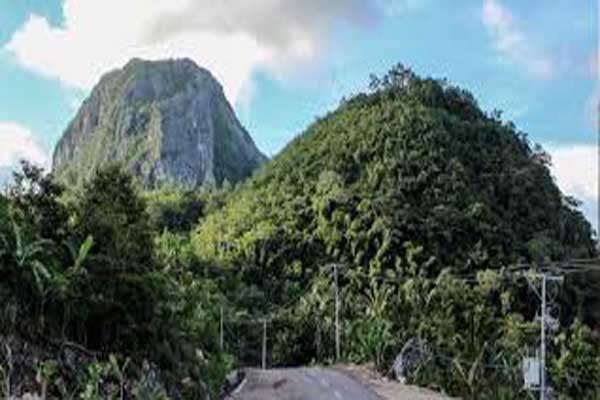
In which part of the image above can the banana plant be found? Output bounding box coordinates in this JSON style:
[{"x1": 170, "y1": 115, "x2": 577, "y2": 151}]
[
  {"x1": 8, "y1": 218, "x2": 53, "y2": 294},
  {"x1": 452, "y1": 342, "x2": 487, "y2": 399},
  {"x1": 67, "y1": 235, "x2": 93, "y2": 278},
  {"x1": 54, "y1": 235, "x2": 93, "y2": 339},
  {"x1": 1, "y1": 215, "x2": 54, "y2": 329}
]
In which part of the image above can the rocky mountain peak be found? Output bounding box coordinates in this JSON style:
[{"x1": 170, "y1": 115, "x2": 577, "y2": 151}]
[{"x1": 53, "y1": 58, "x2": 266, "y2": 188}]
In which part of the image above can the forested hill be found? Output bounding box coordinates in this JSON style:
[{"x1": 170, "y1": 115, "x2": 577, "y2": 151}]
[
  {"x1": 193, "y1": 64, "x2": 595, "y2": 287},
  {"x1": 187, "y1": 68, "x2": 598, "y2": 398}
]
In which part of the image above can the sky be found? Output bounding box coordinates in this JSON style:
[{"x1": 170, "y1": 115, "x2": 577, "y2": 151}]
[{"x1": 0, "y1": 0, "x2": 597, "y2": 232}]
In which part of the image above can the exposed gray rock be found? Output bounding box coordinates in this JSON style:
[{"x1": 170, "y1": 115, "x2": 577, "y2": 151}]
[
  {"x1": 53, "y1": 58, "x2": 266, "y2": 188},
  {"x1": 392, "y1": 338, "x2": 428, "y2": 383}
]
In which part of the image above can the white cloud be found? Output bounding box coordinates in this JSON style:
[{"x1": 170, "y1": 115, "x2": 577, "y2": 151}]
[
  {"x1": 0, "y1": 122, "x2": 49, "y2": 188},
  {"x1": 548, "y1": 144, "x2": 599, "y2": 232},
  {"x1": 4, "y1": 0, "x2": 376, "y2": 105},
  {"x1": 482, "y1": 0, "x2": 554, "y2": 80},
  {"x1": 0, "y1": 122, "x2": 49, "y2": 169}
]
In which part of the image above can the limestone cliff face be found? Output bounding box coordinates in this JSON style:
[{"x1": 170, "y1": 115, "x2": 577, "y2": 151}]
[{"x1": 53, "y1": 58, "x2": 266, "y2": 188}]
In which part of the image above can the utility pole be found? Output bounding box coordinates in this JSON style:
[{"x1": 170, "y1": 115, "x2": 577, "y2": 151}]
[
  {"x1": 262, "y1": 319, "x2": 267, "y2": 370},
  {"x1": 333, "y1": 264, "x2": 340, "y2": 362},
  {"x1": 220, "y1": 305, "x2": 224, "y2": 351},
  {"x1": 540, "y1": 273, "x2": 546, "y2": 400},
  {"x1": 525, "y1": 269, "x2": 562, "y2": 400}
]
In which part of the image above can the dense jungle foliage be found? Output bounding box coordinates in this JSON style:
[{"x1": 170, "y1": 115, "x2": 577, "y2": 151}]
[
  {"x1": 0, "y1": 163, "x2": 231, "y2": 398},
  {"x1": 0, "y1": 64, "x2": 598, "y2": 398},
  {"x1": 194, "y1": 64, "x2": 597, "y2": 320}
]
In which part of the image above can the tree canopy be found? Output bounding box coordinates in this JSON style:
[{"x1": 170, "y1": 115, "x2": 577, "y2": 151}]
[{"x1": 193, "y1": 64, "x2": 595, "y2": 298}]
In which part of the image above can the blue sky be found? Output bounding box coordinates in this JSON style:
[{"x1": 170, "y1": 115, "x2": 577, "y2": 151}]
[{"x1": 0, "y1": 0, "x2": 597, "y2": 231}]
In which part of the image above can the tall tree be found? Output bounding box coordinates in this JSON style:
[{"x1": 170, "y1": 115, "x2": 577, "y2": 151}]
[{"x1": 75, "y1": 164, "x2": 160, "y2": 351}]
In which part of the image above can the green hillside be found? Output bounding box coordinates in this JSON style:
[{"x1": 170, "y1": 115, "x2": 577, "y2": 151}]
[
  {"x1": 187, "y1": 65, "x2": 599, "y2": 398},
  {"x1": 193, "y1": 64, "x2": 594, "y2": 289}
]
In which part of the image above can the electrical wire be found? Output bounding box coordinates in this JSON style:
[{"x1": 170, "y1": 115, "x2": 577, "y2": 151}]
[{"x1": 218, "y1": 258, "x2": 600, "y2": 392}]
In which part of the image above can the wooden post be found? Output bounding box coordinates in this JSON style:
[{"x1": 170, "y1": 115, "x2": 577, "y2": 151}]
[
  {"x1": 334, "y1": 264, "x2": 340, "y2": 362},
  {"x1": 220, "y1": 305, "x2": 224, "y2": 351},
  {"x1": 262, "y1": 319, "x2": 267, "y2": 370}
]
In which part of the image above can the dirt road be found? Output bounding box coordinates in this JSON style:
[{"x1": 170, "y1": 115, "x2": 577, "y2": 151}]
[{"x1": 224, "y1": 365, "x2": 454, "y2": 400}]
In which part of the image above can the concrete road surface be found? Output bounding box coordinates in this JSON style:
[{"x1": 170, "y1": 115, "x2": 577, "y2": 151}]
[
  {"x1": 224, "y1": 365, "x2": 454, "y2": 400},
  {"x1": 225, "y1": 367, "x2": 382, "y2": 400},
  {"x1": 337, "y1": 364, "x2": 455, "y2": 400}
]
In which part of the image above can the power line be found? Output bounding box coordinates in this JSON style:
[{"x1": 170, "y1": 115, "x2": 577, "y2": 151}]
[
  {"x1": 221, "y1": 281, "x2": 313, "y2": 325},
  {"x1": 218, "y1": 257, "x2": 600, "y2": 379},
  {"x1": 221, "y1": 257, "x2": 599, "y2": 326}
]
